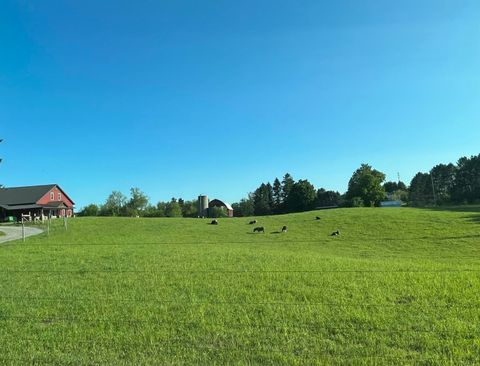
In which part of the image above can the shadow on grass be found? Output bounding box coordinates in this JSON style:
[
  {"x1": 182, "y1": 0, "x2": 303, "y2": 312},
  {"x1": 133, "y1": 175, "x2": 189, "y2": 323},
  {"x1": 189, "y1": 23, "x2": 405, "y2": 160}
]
[
  {"x1": 465, "y1": 215, "x2": 480, "y2": 224},
  {"x1": 378, "y1": 234, "x2": 480, "y2": 241},
  {"x1": 420, "y1": 205, "x2": 480, "y2": 213},
  {"x1": 418, "y1": 205, "x2": 480, "y2": 224}
]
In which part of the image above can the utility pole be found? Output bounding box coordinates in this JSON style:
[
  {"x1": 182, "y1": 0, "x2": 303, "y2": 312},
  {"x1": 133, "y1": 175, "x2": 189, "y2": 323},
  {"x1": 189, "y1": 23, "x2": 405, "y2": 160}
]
[{"x1": 431, "y1": 174, "x2": 437, "y2": 206}]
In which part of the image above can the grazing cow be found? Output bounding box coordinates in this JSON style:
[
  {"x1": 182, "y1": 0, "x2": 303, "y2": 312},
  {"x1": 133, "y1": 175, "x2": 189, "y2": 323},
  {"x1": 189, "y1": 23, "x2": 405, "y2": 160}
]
[
  {"x1": 249, "y1": 219, "x2": 257, "y2": 225},
  {"x1": 281, "y1": 225, "x2": 287, "y2": 233},
  {"x1": 316, "y1": 216, "x2": 321, "y2": 220},
  {"x1": 253, "y1": 226, "x2": 265, "y2": 233},
  {"x1": 330, "y1": 230, "x2": 340, "y2": 236},
  {"x1": 211, "y1": 219, "x2": 219, "y2": 225}
]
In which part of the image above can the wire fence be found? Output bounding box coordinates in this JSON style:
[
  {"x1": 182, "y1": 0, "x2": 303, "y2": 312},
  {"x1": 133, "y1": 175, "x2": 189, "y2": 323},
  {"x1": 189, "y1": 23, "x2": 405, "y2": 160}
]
[
  {"x1": 0, "y1": 295, "x2": 479, "y2": 308},
  {"x1": 0, "y1": 353, "x2": 475, "y2": 364},
  {"x1": 3, "y1": 220, "x2": 480, "y2": 364},
  {"x1": 0, "y1": 314, "x2": 478, "y2": 336},
  {"x1": 0, "y1": 268, "x2": 480, "y2": 273}
]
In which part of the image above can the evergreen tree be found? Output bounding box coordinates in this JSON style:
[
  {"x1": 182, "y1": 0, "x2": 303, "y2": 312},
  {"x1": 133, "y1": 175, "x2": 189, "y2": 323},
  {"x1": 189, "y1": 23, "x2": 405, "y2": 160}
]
[
  {"x1": 280, "y1": 173, "x2": 295, "y2": 212},
  {"x1": 409, "y1": 172, "x2": 433, "y2": 206},
  {"x1": 383, "y1": 181, "x2": 399, "y2": 193},
  {"x1": 452, "y1": 154, "x2": 480, "y2": 203},
  {"x1": 272, "y1": 178, "x2": 282, "y2": 211},
  {"x1": 430, "y1": 163, "x2": 457, "y2": 204},
  {"x1": 266, "y1": 182, "x2": 274, "y2": 212},
  {"x1": 253, "y1": 183, "x2": 273, "y2": 215}
]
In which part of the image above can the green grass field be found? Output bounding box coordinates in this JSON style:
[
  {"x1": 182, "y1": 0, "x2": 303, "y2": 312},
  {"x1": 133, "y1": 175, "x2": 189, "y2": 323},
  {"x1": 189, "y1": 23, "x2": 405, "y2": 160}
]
[{"x1": 0, "y1": 207, "x2": 479, "y2": 365}]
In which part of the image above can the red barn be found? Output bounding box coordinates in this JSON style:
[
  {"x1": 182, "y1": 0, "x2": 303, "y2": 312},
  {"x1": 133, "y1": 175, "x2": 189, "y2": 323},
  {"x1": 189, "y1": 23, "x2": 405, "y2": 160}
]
[
  {"x1": 0, "y1": 184, "x2": 75, "y2": 222},
  {"x1": 208, "y1": 198, "x2": 234, "y2": 217}
]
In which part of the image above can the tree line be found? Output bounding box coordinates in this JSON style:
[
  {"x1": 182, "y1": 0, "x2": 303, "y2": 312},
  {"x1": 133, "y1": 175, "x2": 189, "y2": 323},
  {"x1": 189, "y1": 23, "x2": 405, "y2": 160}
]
[
  {"x1": 80, "y1": 188, "x2": 199, "y2": 218},
  {"x1": 230, "y1": 173, "x2": 341, "y2": 217},
  {"x1": 409, "y1": 153, "x2": 480, "y2": 206},
  {"x1": 232, "y1": 152, "x2": 480, "y2": 215},
  {"x1": 79, "y1": 152, "x2": 480, "y2": 216}
]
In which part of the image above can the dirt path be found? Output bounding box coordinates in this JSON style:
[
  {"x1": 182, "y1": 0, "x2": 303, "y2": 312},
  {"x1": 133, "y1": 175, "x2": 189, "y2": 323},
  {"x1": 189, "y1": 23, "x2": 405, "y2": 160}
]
[{"x1": 0, "y1": 226, "x2": 43, "y2": 243}]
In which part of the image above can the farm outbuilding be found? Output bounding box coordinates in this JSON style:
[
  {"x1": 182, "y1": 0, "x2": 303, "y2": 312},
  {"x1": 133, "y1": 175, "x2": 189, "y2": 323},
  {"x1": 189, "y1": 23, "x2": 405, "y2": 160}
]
[
  {"x1": 0, "y1": 184, "x2": 75, "y2": 222},
  {"x1": 209, "y1": 199, "x2": 234, "y2": 217}
]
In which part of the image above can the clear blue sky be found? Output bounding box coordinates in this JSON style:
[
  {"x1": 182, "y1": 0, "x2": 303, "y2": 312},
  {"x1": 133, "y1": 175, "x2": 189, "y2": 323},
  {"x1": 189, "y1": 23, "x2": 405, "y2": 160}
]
[{"x1": 1, "y1": 0, "x2": 479, "y2": 209}]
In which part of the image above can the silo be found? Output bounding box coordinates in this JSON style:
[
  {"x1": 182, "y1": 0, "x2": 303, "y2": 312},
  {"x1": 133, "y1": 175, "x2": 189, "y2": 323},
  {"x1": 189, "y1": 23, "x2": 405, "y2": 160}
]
[{"x1": 198, "y1": 195, "x2": 209, "y2": 218}]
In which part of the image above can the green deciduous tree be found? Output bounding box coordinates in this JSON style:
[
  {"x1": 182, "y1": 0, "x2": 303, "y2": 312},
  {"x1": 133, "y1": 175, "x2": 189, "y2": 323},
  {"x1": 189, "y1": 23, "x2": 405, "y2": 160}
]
[
  {"x1": 285, "y1": 179, "x2": 317, "y2": 212},
  {"x1": 165, "y1": 199, "x2": 182, "y2": 217},
  {"x1": 181, "y1": 200, "x2": 198, "y2": 217},
  {"x1": 126, "y1": 187, "x2": 149, "y2": 216},
  {"x1": 316, "y1": 188, "x2": 341, "y2": 207},
  {"x1": 155, "y1": 202, "x2": 167, "y2": 217},
  {"x1": 346, "y1": 164, "x2": 386, "y2": 207},
  {"x1": 101, "y1": 191, "x2": 127, "y2": 216},
  {"x1": 209, "y1": 206, "x2": 228, "y2": 218},
  {"x1": 80, "y1": 204, "x2": 99, "y2": 216},
  {"x1": 232, "y1": 194, "x2": 255, "y2": 217}
]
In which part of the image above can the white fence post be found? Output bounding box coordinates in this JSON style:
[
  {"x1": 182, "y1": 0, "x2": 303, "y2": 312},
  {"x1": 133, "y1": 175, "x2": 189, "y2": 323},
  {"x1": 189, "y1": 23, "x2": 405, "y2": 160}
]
[{"x1": 21, "y1": 217, "x2": 25, "y2": 242}]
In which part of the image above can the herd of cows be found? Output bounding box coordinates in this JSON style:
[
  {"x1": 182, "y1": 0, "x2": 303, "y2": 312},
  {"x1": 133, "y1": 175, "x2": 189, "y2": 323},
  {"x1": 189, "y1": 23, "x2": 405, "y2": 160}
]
[{"x1": 209, "y1": 216, "x2": 341, "y2": 236}]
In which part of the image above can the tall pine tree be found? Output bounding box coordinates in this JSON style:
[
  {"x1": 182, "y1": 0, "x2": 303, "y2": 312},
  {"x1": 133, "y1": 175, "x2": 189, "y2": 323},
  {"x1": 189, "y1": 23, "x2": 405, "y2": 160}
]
[
  {"x1": 272, "y1": 178, "x2": 282, "y2": 212},
  {"x1": 253, "y1": 183, "x2": 273, "y2": 215},
  {"x1": 280, "y1": 173, "x2": 294, "y2": 212}
]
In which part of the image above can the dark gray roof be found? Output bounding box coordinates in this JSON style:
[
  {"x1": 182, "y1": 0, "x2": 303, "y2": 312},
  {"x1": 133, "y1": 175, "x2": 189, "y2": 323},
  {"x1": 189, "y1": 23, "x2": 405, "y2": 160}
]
[
  {"x1": 0, "y1": 184, "x2": 56, "y2": 205},
  {"x1": 0, "y1": 204, "x2": 42, "y2": 210}
]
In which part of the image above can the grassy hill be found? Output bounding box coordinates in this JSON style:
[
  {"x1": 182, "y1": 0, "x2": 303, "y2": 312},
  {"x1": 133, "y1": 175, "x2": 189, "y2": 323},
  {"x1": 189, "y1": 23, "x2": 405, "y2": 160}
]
[{"x1": 0, "y1": 207, "x2": 479, "y2": 365}]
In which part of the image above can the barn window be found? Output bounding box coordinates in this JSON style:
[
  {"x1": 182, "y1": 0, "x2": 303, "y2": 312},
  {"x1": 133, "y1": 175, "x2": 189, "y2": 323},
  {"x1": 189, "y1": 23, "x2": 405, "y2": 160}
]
[
  {"x1": 50, "y1": 192, "x2": 54, "y2": 200},
  {"x1": 58, "y1": 193, "x2": 62, "y2": 201}
]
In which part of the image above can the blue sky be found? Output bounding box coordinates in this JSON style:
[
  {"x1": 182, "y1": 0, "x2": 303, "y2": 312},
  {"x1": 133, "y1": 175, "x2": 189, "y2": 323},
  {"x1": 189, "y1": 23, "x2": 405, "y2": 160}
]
[{"x1": 1, "y1": 0, "x2": 479, "y2": 208}]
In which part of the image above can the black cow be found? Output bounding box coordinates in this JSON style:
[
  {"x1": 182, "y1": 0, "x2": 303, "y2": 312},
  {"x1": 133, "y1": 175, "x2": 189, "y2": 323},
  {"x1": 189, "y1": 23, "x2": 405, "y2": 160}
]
[
  {"x1": 249, "y1": 220, "x2": 257, "y2": 225},
  {"x1": 253, "y1": 226, "x2": 265, "y2": 233},
  {"x1": 330, "y1": 230, "x2": 340, "y2": 236},
  {"x1": 281, "y1": 226, "x2": 287, "y2": 233},
  {"x1": 211, "y1": 219, "x2": 219, "y2": 225},
  {"x1": 316, "y1": 216, "x2": 321, "y2": 220}
]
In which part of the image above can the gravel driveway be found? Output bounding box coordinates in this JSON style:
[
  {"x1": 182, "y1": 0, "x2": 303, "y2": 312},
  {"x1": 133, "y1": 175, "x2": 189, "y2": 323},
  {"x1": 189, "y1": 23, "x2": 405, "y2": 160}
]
[{"x1": 0, "y1": 226, "x2": 43, "y2": 243}]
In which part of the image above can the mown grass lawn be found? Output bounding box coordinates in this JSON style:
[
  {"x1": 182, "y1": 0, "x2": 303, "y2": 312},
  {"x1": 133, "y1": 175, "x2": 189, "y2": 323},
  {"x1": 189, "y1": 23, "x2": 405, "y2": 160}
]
[{"x1": 0, "y1": 207, "x2": 479, "y2": 365}]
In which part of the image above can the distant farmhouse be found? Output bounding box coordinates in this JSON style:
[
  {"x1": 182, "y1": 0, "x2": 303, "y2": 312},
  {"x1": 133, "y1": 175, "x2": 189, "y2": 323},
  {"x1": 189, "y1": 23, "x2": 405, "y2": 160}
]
[
  {"x1": 198, "y1": 195, "x2": 234, "y2": 217},
  {"x1": 0, "y1": 184, "x2": 74, "y2": 221}
]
